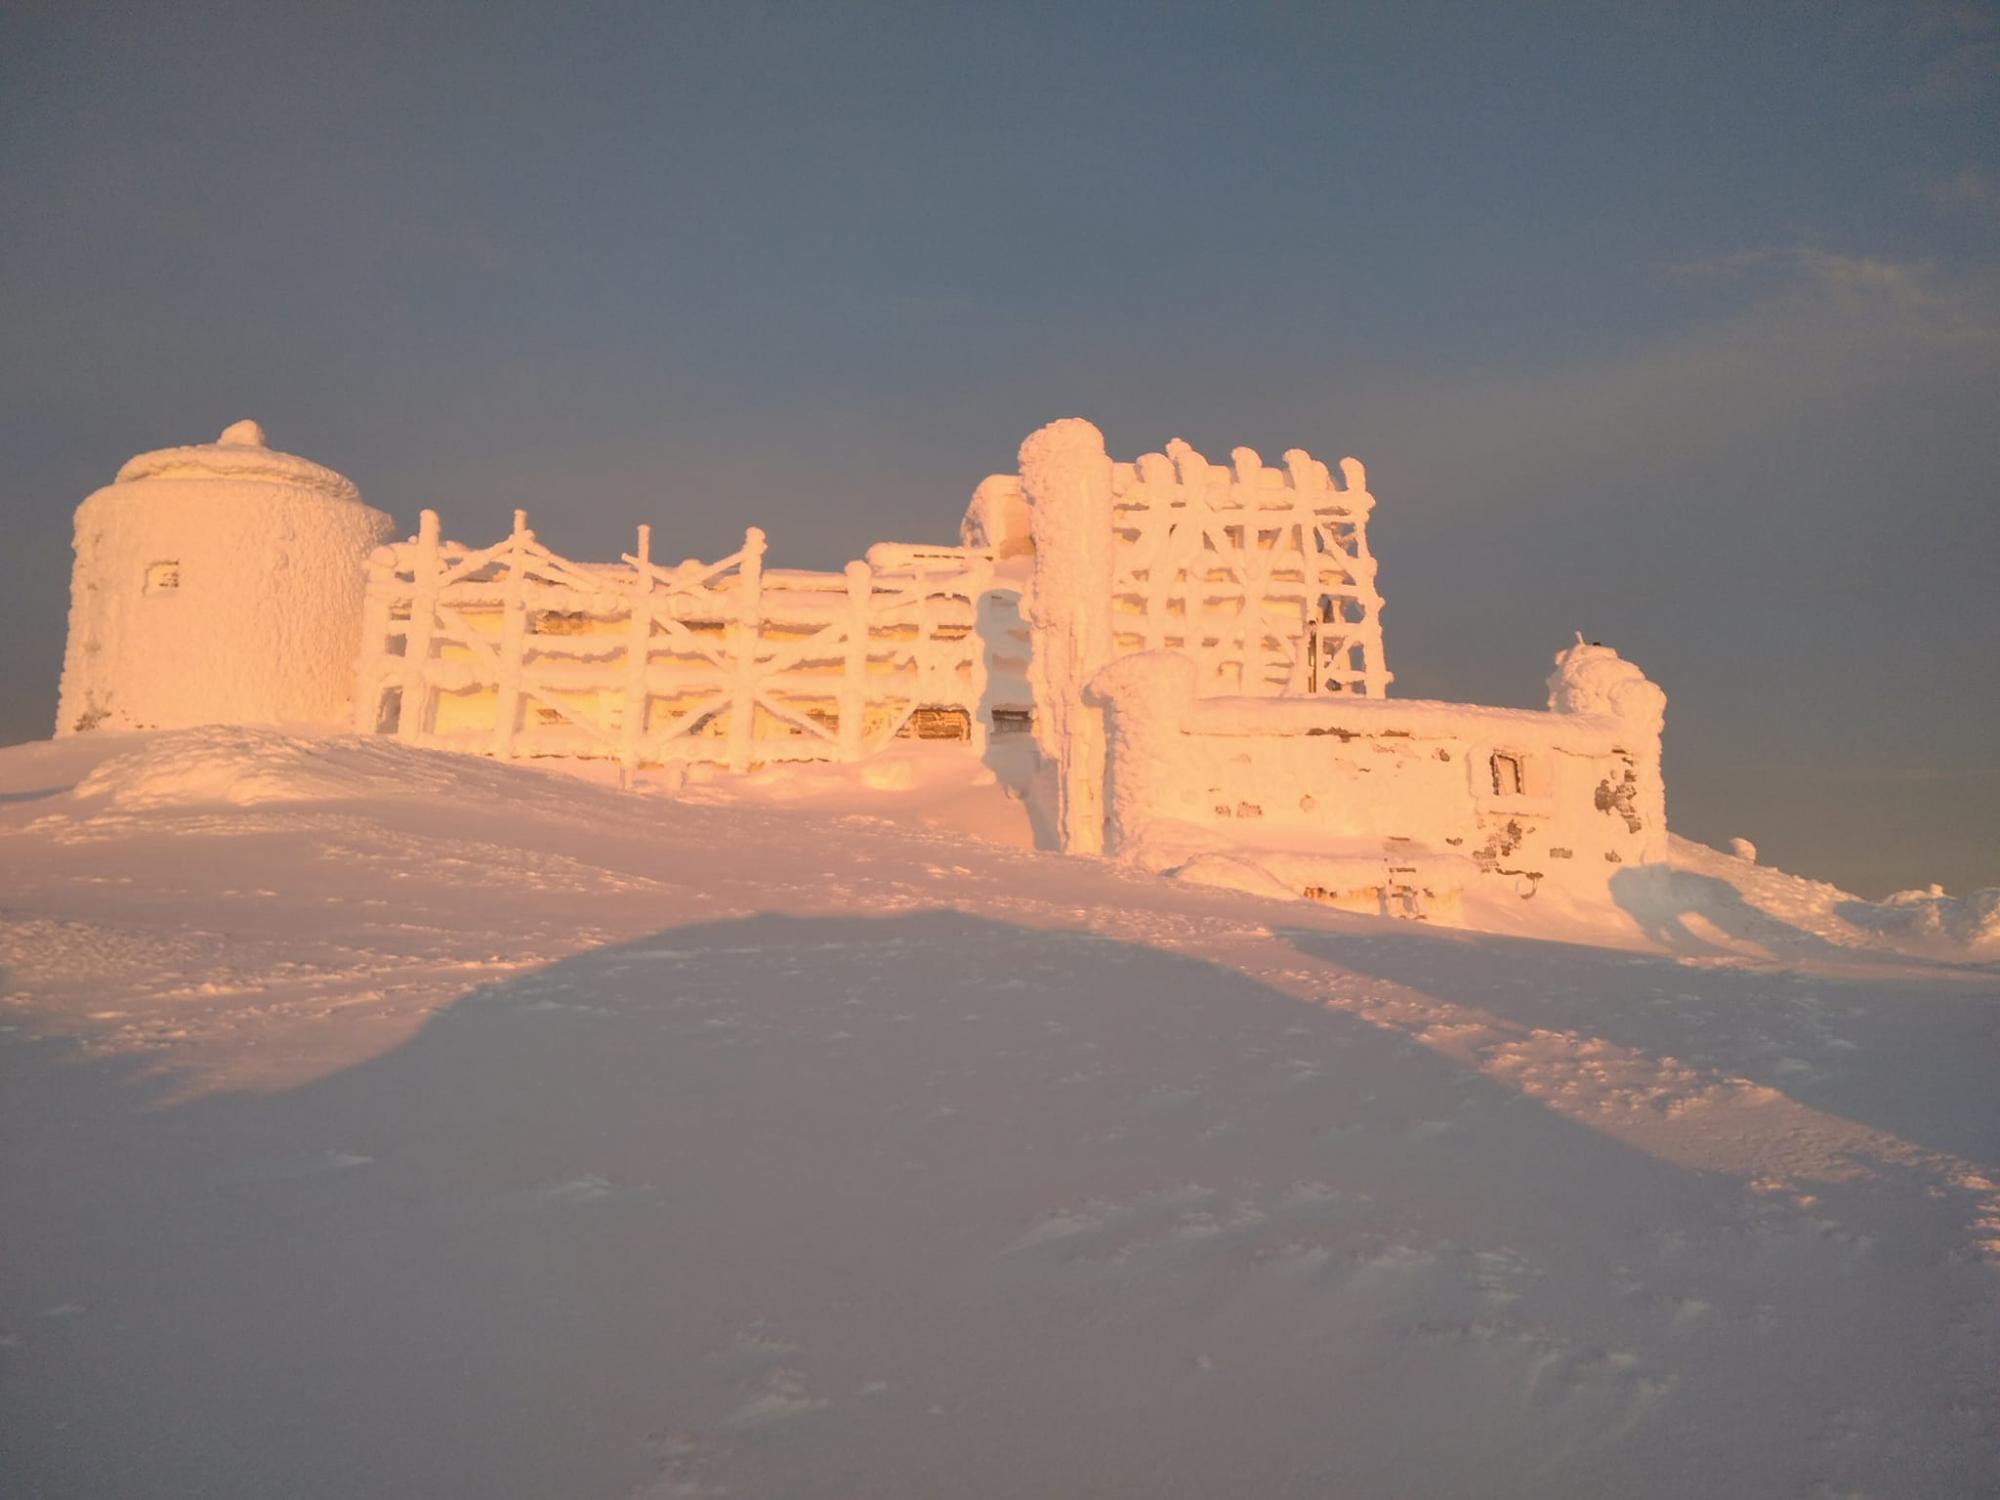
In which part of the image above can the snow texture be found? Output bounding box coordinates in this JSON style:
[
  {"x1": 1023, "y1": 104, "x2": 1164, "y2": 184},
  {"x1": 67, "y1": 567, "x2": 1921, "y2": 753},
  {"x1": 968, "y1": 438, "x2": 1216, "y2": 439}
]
[
  {"x1": 1546, "y1": 637, "x2": 1667, "y2": 731},
  {"x1": 57, "y1": 423, "x2": 394, "y2": 736},
  {"x1": 2, "y1": 727, "x2": 1996, "y2": 1498}
]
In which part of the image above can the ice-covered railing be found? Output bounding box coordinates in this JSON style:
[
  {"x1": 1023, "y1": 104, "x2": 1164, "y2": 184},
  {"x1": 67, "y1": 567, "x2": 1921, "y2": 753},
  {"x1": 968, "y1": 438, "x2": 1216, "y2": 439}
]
[
  {"x1": 355, "y1": 509, "x2": 1003, "y2": 771},
  {"x1": 1109, "y1": 437, "x2": 1388, "y2": 698},
  {"x1": 1085, "y1": 642, "x2": 1667, "y2": 889}
]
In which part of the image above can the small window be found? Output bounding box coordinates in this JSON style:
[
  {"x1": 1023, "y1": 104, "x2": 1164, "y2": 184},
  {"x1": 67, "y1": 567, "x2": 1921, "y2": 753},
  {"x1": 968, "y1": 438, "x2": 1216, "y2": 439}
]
[
  {"x1": 900, "y1": 705, "x2": 971, "y2": 741},
  {"x1": 145, "y1": 561, "x2": 180, "y2": 593},
  {"x1": 990, "y1": 708, "x2": 1033, "y2": 737},
  {"x1": 1490, "y1": 752, "x2": 1525, "y2": 797}
]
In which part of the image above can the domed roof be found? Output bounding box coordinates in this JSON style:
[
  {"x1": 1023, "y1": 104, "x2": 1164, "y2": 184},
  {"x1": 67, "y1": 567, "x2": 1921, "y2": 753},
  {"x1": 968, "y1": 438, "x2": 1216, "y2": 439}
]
[{"x1": 113, "y1": 420, "x2": 360, "y2": 502}]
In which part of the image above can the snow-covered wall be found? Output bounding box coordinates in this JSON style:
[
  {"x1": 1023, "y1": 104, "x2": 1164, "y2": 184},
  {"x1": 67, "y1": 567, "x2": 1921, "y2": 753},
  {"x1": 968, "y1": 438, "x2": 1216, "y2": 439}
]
[
  {"x1": 1089, "y1": 643, "x2": 1667, "y2": 895},
  {"x1": 57, "y1": 422, "x2": 395, "y2": 736}
]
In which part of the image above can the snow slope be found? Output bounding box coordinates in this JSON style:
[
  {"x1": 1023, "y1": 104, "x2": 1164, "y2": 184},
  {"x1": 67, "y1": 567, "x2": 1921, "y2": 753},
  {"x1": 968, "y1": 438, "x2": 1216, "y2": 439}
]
[{"x1": 2, "y1": 730, "x2": 1996, "y2": 1497}]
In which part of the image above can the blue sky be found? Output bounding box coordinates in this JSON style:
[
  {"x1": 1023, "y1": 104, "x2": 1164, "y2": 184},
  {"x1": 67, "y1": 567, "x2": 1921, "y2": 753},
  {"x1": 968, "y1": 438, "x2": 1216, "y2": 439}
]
[{"x1": 4, "y1": 1, "x2": 1995, "y2": 895}]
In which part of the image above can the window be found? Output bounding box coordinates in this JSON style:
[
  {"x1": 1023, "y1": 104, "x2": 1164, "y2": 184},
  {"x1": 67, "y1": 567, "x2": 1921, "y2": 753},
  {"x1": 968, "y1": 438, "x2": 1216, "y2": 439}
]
[
  {"x1": 145, "y1": 561, "x2": 180, "y2": 593},
  {"x1": 1490, "y1": 752, "x2": 1525, "y2": 797},
  {"x1": 900, "y1": 705, "x2": 971, "y2": 741},
  {"x1": 990, "y1": 708, "x2": 1033, "y2": 737}
]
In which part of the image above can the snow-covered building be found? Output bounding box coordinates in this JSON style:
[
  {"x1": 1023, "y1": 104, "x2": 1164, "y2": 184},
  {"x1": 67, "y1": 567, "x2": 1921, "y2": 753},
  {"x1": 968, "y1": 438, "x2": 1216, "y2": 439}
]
[
  {"x1": 57, "y1": 421, "x2": 394, "y2": 735},
  {"x1": 56, "y1": 416, "x2": 1667, "y2": 913}
]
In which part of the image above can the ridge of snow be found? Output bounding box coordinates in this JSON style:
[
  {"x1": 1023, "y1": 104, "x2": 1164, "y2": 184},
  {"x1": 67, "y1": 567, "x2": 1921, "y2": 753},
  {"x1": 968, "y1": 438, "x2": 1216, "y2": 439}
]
[{"x1": 66, "y1": 725, "x2": 619, "y2": 813}]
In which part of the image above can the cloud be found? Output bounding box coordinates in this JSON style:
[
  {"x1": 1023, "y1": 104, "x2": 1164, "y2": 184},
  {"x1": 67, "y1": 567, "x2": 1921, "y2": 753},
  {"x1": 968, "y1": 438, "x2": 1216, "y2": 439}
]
[
  {"x1": 1352, "y1": 250, "x2": 2000, "y2": 516},
  {"x1": 1878, "y1": 0, "x2": 2000, "y2": 104},
  {"x1": 1927, "y1": 167, "x2": 2000, "y2": 225},
  {"x1": 1069, "y1": 241, "x2": 2000, "y2": 644},
  {"x1": 1661, "y1": 245, "x2": 1937, "y2": 303}
]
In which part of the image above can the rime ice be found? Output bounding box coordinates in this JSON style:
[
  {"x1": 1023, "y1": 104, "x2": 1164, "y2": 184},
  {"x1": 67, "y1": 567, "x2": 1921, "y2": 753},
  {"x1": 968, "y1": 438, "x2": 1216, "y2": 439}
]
[
  {"x1": 50, "y1": 414, "x2": 1972, "y2": 935},
  {"x1": 52, "y1": 416, "x2": 1662, "y2": 922},
  {"x1": 57, "y1": 423, "x2": 393, "y2": 735}
]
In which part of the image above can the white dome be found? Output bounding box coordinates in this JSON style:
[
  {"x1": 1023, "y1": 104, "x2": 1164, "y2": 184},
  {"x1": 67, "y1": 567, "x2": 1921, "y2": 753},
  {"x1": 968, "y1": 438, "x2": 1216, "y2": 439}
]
[{"x1": 112, "y1": 421, "x2": 362, "y2": 502}]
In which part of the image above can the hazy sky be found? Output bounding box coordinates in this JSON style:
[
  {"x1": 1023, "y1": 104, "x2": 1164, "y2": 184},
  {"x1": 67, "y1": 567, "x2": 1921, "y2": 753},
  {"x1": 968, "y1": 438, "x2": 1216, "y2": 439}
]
[{"x1": 4, "y1": 1, "x2": 1995, "y2": 896}]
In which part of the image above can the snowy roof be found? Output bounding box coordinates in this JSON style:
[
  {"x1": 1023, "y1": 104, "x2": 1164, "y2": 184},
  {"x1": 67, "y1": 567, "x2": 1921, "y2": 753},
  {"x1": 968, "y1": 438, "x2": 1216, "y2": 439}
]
[{"x1": 113, "y1": 420, "x2": 361, "y2": 502}]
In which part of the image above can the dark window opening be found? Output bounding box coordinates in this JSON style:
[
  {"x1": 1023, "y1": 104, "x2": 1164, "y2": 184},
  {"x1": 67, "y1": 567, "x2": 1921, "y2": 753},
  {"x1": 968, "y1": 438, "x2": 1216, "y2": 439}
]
[{"x1": 900, "y1": 705, "x2": 972, "y2": 741}]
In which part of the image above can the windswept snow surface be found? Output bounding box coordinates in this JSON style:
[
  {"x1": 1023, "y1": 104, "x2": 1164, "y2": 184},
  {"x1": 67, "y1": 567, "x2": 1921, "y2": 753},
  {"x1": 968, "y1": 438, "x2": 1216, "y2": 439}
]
[{"x1": 2, "y1": 730, "x2": 1997, "y2": 1498}]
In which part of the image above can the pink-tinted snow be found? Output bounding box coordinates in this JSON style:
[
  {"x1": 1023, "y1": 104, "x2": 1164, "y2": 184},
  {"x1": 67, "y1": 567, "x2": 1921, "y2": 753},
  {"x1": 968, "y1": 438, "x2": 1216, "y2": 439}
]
[{"x1": 2, "y1": 730, "x2": 1995, "y2": 1497}]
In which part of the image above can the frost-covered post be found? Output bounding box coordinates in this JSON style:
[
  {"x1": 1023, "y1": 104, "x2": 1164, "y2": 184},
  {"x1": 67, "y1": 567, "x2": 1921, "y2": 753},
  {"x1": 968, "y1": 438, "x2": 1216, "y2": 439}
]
[
  {"x1": 355, "y1": 546, "x2": 394, "y2": 733},
  {"x1": 964, "y1": 556, "x2": 992, "y2": 756},
  {"x1": 1022, "y1": 418, "x2": 1116, "y2": 855},
  {"x1": 1334, "y1": 457, "x2": 1391, "y2": 699},
  {"x1": 727, "y1": 527, "x2": 767, "y2": 773},
  {"x1": 398, "y1": 509, "x2": 443, "y2": 744},
  {"x1": 492, "y1": 509, "x2": 530, "y2": 759},
  {"x1": 839, "y1": 559, "x2": 871, "y2": 761},
  {"x1": 913, "y1": 575, "x2": 938, "y2": 709},
  {"x1": 1088, "y1": 652, "x2": 1199, "y2": 858},
  {"x1": 621, "y1": 524, "x2": 653, "y2": 770}
]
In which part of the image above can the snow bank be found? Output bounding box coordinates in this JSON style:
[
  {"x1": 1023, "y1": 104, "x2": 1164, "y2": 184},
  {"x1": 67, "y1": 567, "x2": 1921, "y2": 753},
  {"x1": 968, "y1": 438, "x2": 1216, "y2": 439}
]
[
  {"x1": 1657, "y1": 833, "x2": 2000, "y2": 960},
  {"x1": 5, "y1": 724, "x2": 1997, "y2": 1499},
  {"x1": 69, "y1": 725, "x2": 588, "y2": 813},
  {"x1": 1853, "y1": 884, "x2": 2000, "y2": 956}
]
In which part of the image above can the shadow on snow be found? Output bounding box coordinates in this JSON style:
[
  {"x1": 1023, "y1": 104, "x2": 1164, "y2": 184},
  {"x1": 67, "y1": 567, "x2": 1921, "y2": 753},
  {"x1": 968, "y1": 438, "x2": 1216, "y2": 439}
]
[
  {"x1": 3, "y1": 910, "x2": 1995, "y2": 1499},
  {"x1": 1285, "y1": 912, "x2": 2000, "y2": 1168}
]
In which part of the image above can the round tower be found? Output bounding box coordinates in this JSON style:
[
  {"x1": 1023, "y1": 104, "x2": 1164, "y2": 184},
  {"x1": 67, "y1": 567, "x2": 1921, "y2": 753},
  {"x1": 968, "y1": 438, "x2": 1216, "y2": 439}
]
[{"x1": 56, "y1": 420, "x2": 396, "y2": 735}]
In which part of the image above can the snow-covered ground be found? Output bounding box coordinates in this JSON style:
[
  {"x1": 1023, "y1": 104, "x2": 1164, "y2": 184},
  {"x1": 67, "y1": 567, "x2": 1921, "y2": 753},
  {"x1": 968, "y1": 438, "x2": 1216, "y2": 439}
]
[{"x1": 3, "y1": 729, "x2": 1996, "y2": 1497}]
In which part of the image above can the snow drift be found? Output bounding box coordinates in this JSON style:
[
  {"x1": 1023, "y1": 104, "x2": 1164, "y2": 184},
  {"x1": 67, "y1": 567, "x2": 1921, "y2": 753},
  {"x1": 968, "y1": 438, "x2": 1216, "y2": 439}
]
[{"x1": 2, "y1": 729, "x2": 1996, "y2": 1499}]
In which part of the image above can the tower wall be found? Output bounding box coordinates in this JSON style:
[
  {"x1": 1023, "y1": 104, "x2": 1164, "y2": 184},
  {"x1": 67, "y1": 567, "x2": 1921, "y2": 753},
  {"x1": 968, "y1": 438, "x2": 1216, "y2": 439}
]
[{"x1": 56, "y1": 423, "x2": 396, "y2": 735}]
